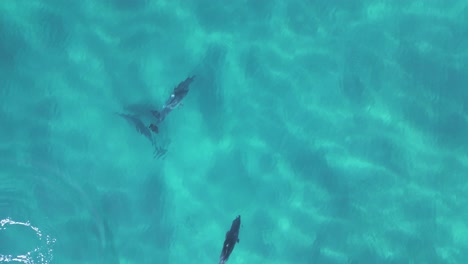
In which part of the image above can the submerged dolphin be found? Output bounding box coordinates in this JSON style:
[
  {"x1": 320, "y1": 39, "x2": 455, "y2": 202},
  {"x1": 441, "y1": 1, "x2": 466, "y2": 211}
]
[
  {"x1": 115, "y1": 112, "x2": 153, "y2": 143},
  {"x1": 116, "y1": 76, "x2": 194, "y2": 158},
  {"x1": 219, "y1": 215, "x2": 241, "y2": 264},
  {"x1": 149, "y1": 76, "x2": 195, "y2": 132}
]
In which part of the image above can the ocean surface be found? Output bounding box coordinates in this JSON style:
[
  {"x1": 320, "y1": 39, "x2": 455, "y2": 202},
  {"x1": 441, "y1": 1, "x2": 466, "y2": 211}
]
[{"x1": 1, "y1": 1, "x2": 467, "y2": 263}]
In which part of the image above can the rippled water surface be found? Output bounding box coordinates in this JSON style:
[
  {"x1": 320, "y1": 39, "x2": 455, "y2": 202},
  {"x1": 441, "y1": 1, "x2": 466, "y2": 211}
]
[
  {"x1": 0, "y1": 160, "x2": 114, "y2": 263},
  {"x1": 1, "y1": 0, "x2": 468, "y2": 263}
]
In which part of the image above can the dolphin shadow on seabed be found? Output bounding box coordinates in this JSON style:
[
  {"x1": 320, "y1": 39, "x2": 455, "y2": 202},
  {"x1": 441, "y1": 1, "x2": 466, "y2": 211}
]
[{"x1": 116, "y1": 76, "x2": 195, "y2": 158}]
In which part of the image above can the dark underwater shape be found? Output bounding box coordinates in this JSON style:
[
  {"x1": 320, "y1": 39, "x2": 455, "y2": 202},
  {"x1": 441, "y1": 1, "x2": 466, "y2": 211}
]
[
  {"x1": 150, "y1": 75, "x2": 195, "y2": 127},
  {"x1": 116, "y1": 76, "x2": 193, "y2": 158},
  {"x1": 149, "y1": 123, "x2": 159, "y2": 134},
  {"x1": 115, "y1": 112, "x2": 153, "y2": 143},
  {"x1": 219, "y1": 215, "x2": 241, "y2": 264},
  {"x1": 115, "y1": 113, "x2": 168, "y2": 158}
]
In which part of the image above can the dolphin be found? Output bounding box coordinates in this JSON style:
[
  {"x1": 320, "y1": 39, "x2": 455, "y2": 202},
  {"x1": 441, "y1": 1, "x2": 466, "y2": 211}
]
[
  {"x1": 149, "y1": 76, "x2": 195, "y2": 131},
  {"x1": 115, "y1": 112, "x2": 153, "y2": 143},
  {"x1": 219, "y1": 215, "x2": 241, "y2": 264}
]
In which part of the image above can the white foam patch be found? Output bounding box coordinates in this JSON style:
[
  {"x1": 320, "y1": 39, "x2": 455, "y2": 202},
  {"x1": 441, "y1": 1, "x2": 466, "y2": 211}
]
[{"x1": 0, "y1": 218, "x2": 56, "y2": 264}]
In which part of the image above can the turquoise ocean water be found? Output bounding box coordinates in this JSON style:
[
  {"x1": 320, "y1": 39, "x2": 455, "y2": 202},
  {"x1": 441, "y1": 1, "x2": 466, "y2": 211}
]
[{"x1": 1, "y1": 1, "x2": 467, "y2": 263}]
